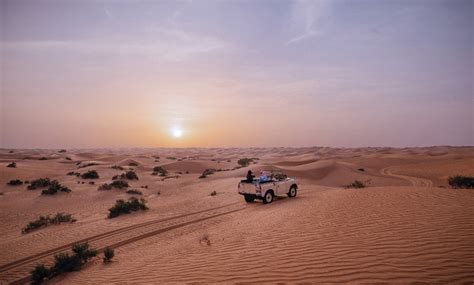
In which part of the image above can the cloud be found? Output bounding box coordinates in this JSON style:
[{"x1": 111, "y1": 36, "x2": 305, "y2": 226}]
[
  {"x1": 286, "y1": 30, "x2": 320, "y2": 45},
  {"x1": 1, "y1": 28, "x2": 228, "y2": 61},
  {"x1": 286, "y1": 0, "x2": 329, "y2": 45}
]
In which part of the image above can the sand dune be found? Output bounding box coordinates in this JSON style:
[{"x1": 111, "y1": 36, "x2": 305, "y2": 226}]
[{"x1": 0, "y1": 147, "x2": 473, "y2": 284}]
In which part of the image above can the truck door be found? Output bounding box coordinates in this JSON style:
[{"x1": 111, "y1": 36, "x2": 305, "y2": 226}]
[
  {"x1": 273, "y1": 181, "x2": 280, "y2": 195},
  {"x1": 277, "y1": 180, "x2": 289, "y2": 196}
]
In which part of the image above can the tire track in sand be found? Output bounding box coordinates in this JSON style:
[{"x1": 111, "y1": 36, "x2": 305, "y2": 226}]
[
  {"x1": 380, "y1": 166, "x2": 433, "y2": 187},
  {"x1": 1, "y1": 202, "x2": 244, "y2": 284}
]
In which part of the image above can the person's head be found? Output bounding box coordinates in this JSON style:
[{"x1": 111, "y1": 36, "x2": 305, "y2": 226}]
[{"x1": 248, "y1": 170, "x2": 252, "y2": 175}]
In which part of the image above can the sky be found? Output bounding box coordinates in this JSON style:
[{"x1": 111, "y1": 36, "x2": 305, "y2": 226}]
[{"x1": 0, "y1": 0, "x2": 472, "y2": 148}]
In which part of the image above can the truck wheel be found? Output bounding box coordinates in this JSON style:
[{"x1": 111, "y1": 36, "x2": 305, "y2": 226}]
[
  {"x1": 244, "y1": 195, "x2": 255, "y2": 203},
  {"x1": 288, "y1": 186, "x2": 297, "y2": 198},
  {"x1": 263, "y1": 191, "x2": 274, "y2": 204}
]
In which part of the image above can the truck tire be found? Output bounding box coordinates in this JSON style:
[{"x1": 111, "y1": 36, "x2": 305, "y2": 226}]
[
  {"x1": 288, "y1": 185, "x2": 297, "y2": 198},
  {"x1": 263, "y1": 191, "x2": 274, "y2": 204},
  {"x1": 244, "y1": 194, "x2": 255, "y2": 203}
]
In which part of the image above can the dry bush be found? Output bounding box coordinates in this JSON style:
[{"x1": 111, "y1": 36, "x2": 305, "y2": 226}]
[
  {"x1": 200, "y1": 233, "x2": 211, "y2": 246},
  {"x1": 108, "y1": 197, "x2": 148, "y2": 218},
  {"x1": 7, "y1": 179, "x2": 23, "y2": 186},
  {"x1": 448, "y1": 175, "x2": 474, "y2": 189},
  {"x1": 7, "y1": 162, "x2": 17, "y2": 168},
  {"x1": 22, "y1": 213, "x2": 76, "y2": 234},
  {"x1": 345, "y1": 180, "x2": 366, "y2": 189},
  {"x1": 81, "y1": 170, "x2": 99, "y2": 179},
  {"x1": 41, "y1": 181, "x2": 71, "y2": 195}
]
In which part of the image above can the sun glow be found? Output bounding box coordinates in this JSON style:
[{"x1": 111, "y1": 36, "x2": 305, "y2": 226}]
[{"x1": 171, "y1": 128, "x2": 183, "y2": 138}]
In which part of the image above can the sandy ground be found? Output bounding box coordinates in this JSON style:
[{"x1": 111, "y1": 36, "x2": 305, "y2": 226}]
[{"x1": 0, "y1": 146, "x2": 473, "y2": 284}]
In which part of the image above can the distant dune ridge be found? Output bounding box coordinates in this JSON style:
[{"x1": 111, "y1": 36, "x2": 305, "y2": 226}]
[{"x1": 0, "y1": 146, "x2": 473, "y2": 284}]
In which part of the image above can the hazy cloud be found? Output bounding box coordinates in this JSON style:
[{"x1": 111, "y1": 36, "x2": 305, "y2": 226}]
[
  {"x1": 286, "y1": 0, "x2": 329, "y2": 45},
  {"x1": 1, "y1": 28, "x2": 228, "y2": 61}
]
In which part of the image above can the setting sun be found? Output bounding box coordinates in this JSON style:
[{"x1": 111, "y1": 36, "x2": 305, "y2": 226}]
[{"x1": 171, "y1": 128, "x2": 183, "y2": 138}]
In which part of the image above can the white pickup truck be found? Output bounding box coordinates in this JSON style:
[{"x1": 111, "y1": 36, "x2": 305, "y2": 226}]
[{"x1": 238, "y1": 172, "x2": 298, "y2": 204}]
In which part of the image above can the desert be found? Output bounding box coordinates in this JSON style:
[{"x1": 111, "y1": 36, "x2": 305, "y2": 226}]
[
  {"x1": 0, "y1": 146, "x2": 473, "y2": 284},
  {"x1": 2, "y1": 0, "x2": 473, "y2": 284}
]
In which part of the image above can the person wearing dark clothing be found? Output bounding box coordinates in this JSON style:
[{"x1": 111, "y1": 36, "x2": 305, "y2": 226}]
[{"x1": 246, "y1": 170, "x2": 254, "y2": 183}]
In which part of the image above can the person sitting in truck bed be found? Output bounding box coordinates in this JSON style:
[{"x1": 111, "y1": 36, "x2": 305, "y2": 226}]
[
  {"x1": 259, "y1": 171, "x2": 269, "y2": 183},
  {"x1": 246, "y1": 170, "x2": 255, "y2": 183}
]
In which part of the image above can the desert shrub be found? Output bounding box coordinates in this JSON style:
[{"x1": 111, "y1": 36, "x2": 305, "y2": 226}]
[
  {"x1": 108, "y1": 197, "x2": 148, "y2": 218},
  {"x1": 52, "y1": 253, "x2": 82, "y2": 273},
  {"x1": 210, "y1": 191, "x2": 217, "y2": 196},
  {"x1": 237, "y1": 158, "x2": 253, "y2": 167},
  {"x1": 67, "y1": 171, "x2": 80, "y2": 177},
  {"x1": 7, "y1": 162, "x2": 17, "y2": 168},
  {"x1": 166, "y1": 156, "x2": 177, "y2": 160},
  {"x1": 199, "y1": 169, "x2": 216, "y2": 179},
  {"x1": 98, "y1": 180, "x2": 129, "y2": 191},
  {"x1": 124, "y1": 171, "x2": 138, "y2": 180},
  {"x1": 126, "y1": 189, "x2": 142, "y2": 195},
  {"x1": 58, "y1": 149, "x2": 67, "y2": 153},
  {"x1": 98, "y1": 183, "x2": 112, "y2": 190},
  {"x1": 103, "y1": 247, "x2": 115, "y2": 263},
  {"x1": 81, "y1": 170, "x2": 99, "y2": 179},
  {"x1": 39, "y1": 157, "x2": 48, "y2": 161},
  {"x1": 200, "y1": 233, "x2": 211, "y2": 246},
  {"x1": 65, "y1": 157, "x2": 72, "y2": 161},
  {"x1": 50, "y1": 243, "x2": 96, "y2": 274},
  {"x1": 72, "y1": 242, "x2": 97, "y2": 263},
  {"x1": 111, "y1": 165, "x2": 124, "y2": 170},
  {"x1": 41, "y1": 181, "x2": 71, "y2": 195},
  {"x1": 22, "y1": 213, "x2": 76, "y2": 234},
  {"x1": 358, "y1": 168, "x2": 365, "y2": 172},
  {"x1": 22, "y1": 216, "x2": 50, "y2": 234},
  {"x1": 31, "y1": 243, "x2": 97, "y2": 284},
  {"x1": 89, "y1": 181, "x2": 95, "y2": 185},
  {"x1": 113, "y1": 171, "x2": 138, "y2": 180},
  {"x1": 111, "y1": 180, "x2": 129, "y2": 188},
  {"x1": 50, "y1": 213, "x2": 76, "y2": 224},
  {"x1": 128, "y1": 162, "x2": 139, "y2": 167},
  {"x1": 28, "y1": 178, "x2": 52, "y2": 190},
  {"x1": 448, "y1": 175, "x2": 474, "y2": 189},
  {"x1": 345, "y1": 180, "x2": 366, "y2": 189},
  {"x1": 31, "y1": 264, "x2": 50, "y2": 284},
  {"x1": 7, "y1": 179, "x2": 23, "y2": 186},
  {"x1": 152, "y1": 166, "x2": 168, "y2": 176}
]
